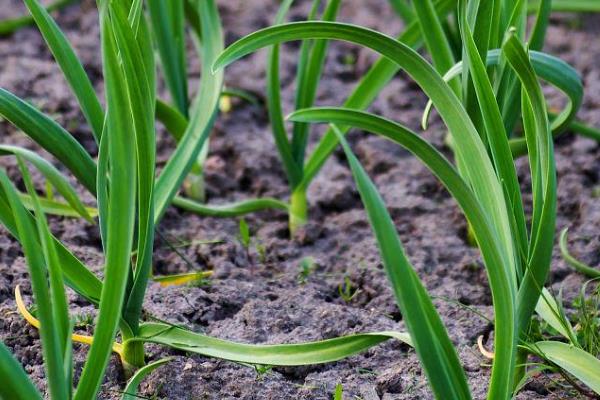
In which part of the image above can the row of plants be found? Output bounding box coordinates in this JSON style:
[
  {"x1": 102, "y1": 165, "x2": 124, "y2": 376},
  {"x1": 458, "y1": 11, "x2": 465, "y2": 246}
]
[{"x1": 0, "y1": 0, "x2": 599, "y2": 398}]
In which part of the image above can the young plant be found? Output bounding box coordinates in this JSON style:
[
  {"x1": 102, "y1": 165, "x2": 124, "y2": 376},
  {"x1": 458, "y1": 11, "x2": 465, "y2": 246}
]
[
  {"x1": 529, "y1": 285, "x2": 600, "y2": 396},
  {"x1": 210, "y1": 0, "x2": 584, "y2": 397},
  {"x1": 0, "y1": 1, "x2": 417, "y2": 397}
]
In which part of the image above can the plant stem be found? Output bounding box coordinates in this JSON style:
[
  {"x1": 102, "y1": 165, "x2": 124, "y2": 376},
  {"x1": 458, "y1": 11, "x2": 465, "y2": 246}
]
[
  {"x1": 512, "y1": 345, "x2": 528, "y2": 393},
  {"x1": 289, "y1": 188, "x2": 308, "y2": 235},
  {"x1": 182, "y1": 168, "x2": 206, "y2": 203},
  {"x1": 121, "y1": 339, "x2": 145, "y2": 378}
]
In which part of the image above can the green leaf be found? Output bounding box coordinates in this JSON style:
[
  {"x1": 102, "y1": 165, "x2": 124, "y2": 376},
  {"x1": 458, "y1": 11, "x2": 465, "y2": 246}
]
[
  {"x1": 74, "y1": 5, "x2": 138, "y2": 398},
  {"x1": 108, "y1": 0, "x2": 156, "y2": 333},
  {"x1": 172, "y1": 196, "x2": 289, "y2": 217},
  {"x1": 0, "y1": 145, "x2": 93, "y2": 222},
  {"x1": 215, "y1": 28, "x2": 517, "y2": 398},
  {"x1": 18, "y1": 156, "x2": 71, "y2": 363},
  {"x1": 0, "y1": 88, "x2": 97, "y2": 194},
  {"x1": 457, "y1": 0, "x2": 527, "y2": 268},
  {"x1": 0, "y1": 169, "x2": 68, "y2": 399},
  {"x1": 412, "y1": 0, "x2": 459, "y2": 94},
  {"x1": 266, "y1": 0, "x2": 301, "y2": 187},
  {"x1": 535, "y1": 288, "x2": 577, "y2": 342},
  {"x1": 156, "y1": 99, "x2": 188, "y2": 142},
  {"x1": 121, "y1": 357, "x2": 173, "y2": 400},
  {"x1": 330, "y1": 125, "x2": 470, "y2": 399},
  {"x1": 22, "y1": 0, "x2": 104, "y2": 141},
  {"x1": 147, "y1": 0, "x2": 188, "y2": 115},
  {"x1": 0, "y1": 342, "x2": 42, "y2": 400},
  {"x1": 502, "y1": 33, "x2": 557, "y2": 340},
  {"x1": 134, "y1": 322, "x2": 412, "y2": 365},
  {"x1": 300, "y1": 0, "x2": 457, "y2": 191},
  {"x1": 559, "y1": 228, "x2": 600, "y2": 278},
  {"x1": 154, "y1": 0, "x2": 223, "y2": 221},
  {"x1": 288, "y1": 106, "x2": 517, "y2": 399},
  {"x1": 290, "y1": 0, "x2": 342, "y2": 169},
  {"x1": 534, "y1": 341, "x2": 600, "y2": 395},
  {"x1": 18, "y1": 194, "x2": 98, "y2": 219},
  {"x1": 528, "y1": 0, "x2": 600, "y2": 12}
]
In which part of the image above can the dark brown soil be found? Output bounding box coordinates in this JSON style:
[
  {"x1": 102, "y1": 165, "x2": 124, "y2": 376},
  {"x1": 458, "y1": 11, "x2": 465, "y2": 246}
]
[{"x1": 1, "y1": 1, "x2": 599, "y2": 399}]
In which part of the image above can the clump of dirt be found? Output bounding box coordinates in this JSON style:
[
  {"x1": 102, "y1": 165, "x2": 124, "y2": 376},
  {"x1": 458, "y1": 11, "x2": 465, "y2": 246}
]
[{"x1": 0, "y1": 1, "x2": 599, "y2": 399}]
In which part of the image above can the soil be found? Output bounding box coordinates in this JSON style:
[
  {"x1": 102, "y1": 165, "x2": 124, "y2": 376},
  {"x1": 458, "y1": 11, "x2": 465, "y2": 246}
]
[{"x1": 1, "y1": 1, "x2": 599, "y2": 399}]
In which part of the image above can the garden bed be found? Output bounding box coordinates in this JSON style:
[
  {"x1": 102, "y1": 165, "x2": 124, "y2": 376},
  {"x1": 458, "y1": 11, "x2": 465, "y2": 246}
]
[{"x1": 1, "y1": 1, "x2": 599, "y2": 398}]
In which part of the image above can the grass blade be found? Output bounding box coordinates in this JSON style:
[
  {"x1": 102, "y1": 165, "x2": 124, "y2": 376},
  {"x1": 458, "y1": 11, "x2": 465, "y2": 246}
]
[
  {"x1": 503, "y1": 34, "x2": 557, "y2": 338},
  {"x1": 18, "y1": 194, "x2": 98, "y2": 218},
  {"x1": 19, "y1": 156, "x2": 71, "y2": 362},
  {"x1": 412, "y1": 0, "x2": 459, "y2": 94}
]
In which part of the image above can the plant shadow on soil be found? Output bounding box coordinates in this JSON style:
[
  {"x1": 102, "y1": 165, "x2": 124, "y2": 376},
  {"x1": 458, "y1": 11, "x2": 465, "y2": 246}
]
[{"x1": 0, "y1": 1, "x2": 600, "y2": 399}]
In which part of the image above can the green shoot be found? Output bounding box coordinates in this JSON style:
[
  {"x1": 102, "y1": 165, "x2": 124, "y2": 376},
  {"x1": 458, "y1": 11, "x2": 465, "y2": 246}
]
[
  {"x1": 338, "y1": 276, "x2": 360, "y2": 303},
  {"x1": 239, "y1": 218, "x2": 251, "y2": 250},
  {"x1": 297, "y1": 256, "x2": 316, "y2": 284}
]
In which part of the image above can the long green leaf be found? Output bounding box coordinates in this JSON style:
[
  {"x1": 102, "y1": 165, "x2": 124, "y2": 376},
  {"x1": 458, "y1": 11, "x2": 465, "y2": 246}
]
[
  {"x1": 503, "y1": 34, "x2": 557, "y2": 339},
  {"x1": 528, "y1": 0, "x2": 600, "y2": 12},
  {"x1": 299, "y1": 0, "x2": 456, "y2": 191},
  {"x1": 289, "y1": 106, "x2": 519, "y2": 399},
  {"x1": 412, "y1": 0, "x2": 459, "y2": 94},
  {"x1": 214, "y1": 29, "x2": 516, "y2": 398},
  {"x1": 266, "y1": 0, "x2": 299, "y2": 187},
  {"x1": 0, "y1": 88, "x2": 97, "y2": 194},
  {"x1": 0, "y1": 170, "x2": 68, "y2": 399},
  {"x1": 109, "y1": 0, "x2": 156, "y2": 333},
  {"x1": 290, "y1": 0, "x2": 342, "y2": 169},
  {"x1": 331, "y1": 125, "x2": 470, "y2": 399},
  {"x1": 74, "y1": 5, "x2": 137, "y2": 397},
  {"x1": 457, "y1": 0, "x2": 527, "y2": 271},
  {"x1": 147, "y1": 0, "x2": 188, "y2": 115},
  {"x1": 19, "y1": 157, "x2": 71, "y2": 365},
  {"x1": 0, "y1": 145, "x2": 92, "y2": 222},
  {"x1": 172, "y1": 196, "x2": 289, "y2": 217},
  {"x1": 22, "y1": 0, "x2": 104, "y2": 141},
  {"x1": 134, "y1": 322, "x2": 411, "y2": 365},
  {"x1": 154, "y1": 0, "x2": 223, "y2": 221}
]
